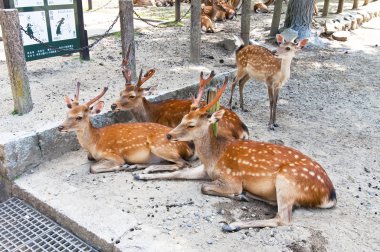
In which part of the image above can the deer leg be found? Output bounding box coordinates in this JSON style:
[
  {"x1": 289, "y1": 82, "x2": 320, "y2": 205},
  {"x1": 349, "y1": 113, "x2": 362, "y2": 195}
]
[
  {"x1": 272, "y1": 87, "x2": 281, "y2": 128},
  {"x1": 228, "y1": 71, "x2": 247, "y2": 109},
  {"x1": 267, "y1": 85, "x2": 275, "y2": 130},
  {"x1": 201, "y1": 179, "x2": 248, "y2": 201},
  {"x1": 134, "y1": 165, "x2": 208, "y2": 180},
  {"x1": 87, "y1": 152, "x2": 95, "y2": 161},
  {"x1": 239, "y1": 75, "x2": 250, "y2": 112},
  {"x1": 142, "y1": 164, "x2": 184, "y2": 174},
  {"x1": 148, "y1": 145, "x2": 191, "y2": 173},
  {"x1": 223, "y1": 174, "x2": 294, "y2": 231},
  {"x1": 90, "y1": 159, "x2": 125, "y2": 174}
]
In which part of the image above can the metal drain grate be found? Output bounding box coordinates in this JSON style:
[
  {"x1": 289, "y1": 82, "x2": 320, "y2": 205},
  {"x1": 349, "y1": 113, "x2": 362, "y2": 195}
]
[{"x1": 0, "y1": 197, "x2": 98, "y2": 252}]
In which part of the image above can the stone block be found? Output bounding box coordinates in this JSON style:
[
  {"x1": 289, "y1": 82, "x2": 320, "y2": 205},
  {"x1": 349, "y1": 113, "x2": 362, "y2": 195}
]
[
  {"x1": 332, "y1": 31, "x2": 350, "y2": 42},
  {"x1": 0, "y1": 132, "x2": 42, "y2": 180},
  {"x1": 37, "y1": 122, "x2": 80, "y2": 161}
]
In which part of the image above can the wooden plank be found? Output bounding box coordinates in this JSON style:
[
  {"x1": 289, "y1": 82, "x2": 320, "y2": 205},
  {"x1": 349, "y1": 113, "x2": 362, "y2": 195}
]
[{"x1": 0, "y1": 9, "x2": 33, "y2": 114}]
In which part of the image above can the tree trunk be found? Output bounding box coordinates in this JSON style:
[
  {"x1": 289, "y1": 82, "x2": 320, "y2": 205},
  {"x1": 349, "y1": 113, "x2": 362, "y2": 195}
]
[
  {"x1": 283, "y1": 0, "x2": 314, "y2": 39},
  {"x1": 269, "y1": 0, "x2": 283, "y2": 37},
  {"x1": 337, "y1": 0, "x2": 344, "y2": 13},
  {"x1": 0, "y1": 9, "x2": 33, "y2": 115},
  {"x1": 352, "y1": 0, "x2": 359, "y2": 8},
  {"x1": 119, "y1": 0, "x2": 136, "y2": 80},
  {"x1": 190, "y1": 0, "x2": 201, "y2": 63},
  {"x1": 175, "y1": 0, "x2": 181, "y2": 21},
  {"x1": 322, "y1": 0, "x2": 330, "y2": 16},
  {"x1": 240, "y1": 0, "x2": 251, "y2": 44}
]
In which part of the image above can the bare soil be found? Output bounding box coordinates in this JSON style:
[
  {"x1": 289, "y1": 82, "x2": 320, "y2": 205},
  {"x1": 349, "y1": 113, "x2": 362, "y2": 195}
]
[{"x1": 2, "y1": 1, "x2": 380, "y2": 251}]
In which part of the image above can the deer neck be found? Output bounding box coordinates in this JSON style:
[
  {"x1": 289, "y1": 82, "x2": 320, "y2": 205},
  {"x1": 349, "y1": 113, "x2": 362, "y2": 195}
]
[
  {"x1": 193, "y1": 126, "x2": 227, "y2": 175},
  {"x1": 130, "y1": 98, "x2": 154, "y2": 122},
  {"x1": 75, "y1": 120, "x2": 99, "y2": 152},
  {"x1": 279, "y1": 56, "x2": 294, "y2": 80}
]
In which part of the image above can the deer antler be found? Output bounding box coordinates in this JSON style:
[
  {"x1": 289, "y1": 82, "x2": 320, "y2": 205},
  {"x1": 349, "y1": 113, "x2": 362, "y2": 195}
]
[
  {"x1": 136, "y1": 69, "x2": 156, "y2": 88},
  {"x1": 85, "y1": 87, "x2": 109, "y2": 107},
  {"x1": 191, "y1": 70, "x2": 216, "y2": 110},
  {"x1": 200, "y1": 76, "x2": 228, "y2": 112},
  {"x1": 73, "y1": 82, "x2": 80, "y2": 105},
  {"x1": 122, "y1": 44, "x2": 133, "y2": 83}
]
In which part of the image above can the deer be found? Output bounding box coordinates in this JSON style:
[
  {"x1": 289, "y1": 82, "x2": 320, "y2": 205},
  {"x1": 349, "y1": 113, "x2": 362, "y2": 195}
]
[
  {"x1": 111, "y1": 47, "x2": 249, "y2": 140},
  {"x1": 134, "y1": 77, "x2": 337, "y2": 231},
  {"x1": 254, "y1": 0, "x2": 318, "y2": 16},
  {"x1": 201, "y1": 14, "x2": 216, "y2": 33},
  {"x1": 201, "y1": 1, "x2": 229, "y2": 21},
  {"x1": 228, "y1": 34, "x2": 308, "y2": 130},
  {"x1": 58, "y1": 83, "x2": 195, "y2": 174}
]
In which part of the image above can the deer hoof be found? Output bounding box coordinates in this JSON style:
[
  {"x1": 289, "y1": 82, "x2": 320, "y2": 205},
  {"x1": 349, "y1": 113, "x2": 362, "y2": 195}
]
[
  {"x1": 222, "y1": 224, "x2": 241, "y2": 232},
  {"x1": 238, "y1": 193, "x2": 250, "y2": 202},
  {"x1": 242, "y1": 108, "x2": 249, "y2": 112},
  {"x1": 273, "y1": 123, "x2": 279, "y2": 128},
  {"x1": 133, "y1": 173, "x2": 142, "y2": 180}
]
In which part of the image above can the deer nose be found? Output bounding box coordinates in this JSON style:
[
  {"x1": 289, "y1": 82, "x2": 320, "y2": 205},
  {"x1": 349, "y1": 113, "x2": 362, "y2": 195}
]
[
  {"x1": 166, "y1": 134, "x2": 172, "y2": 140},
  {"x1": 111, "y1": 104, "x2": 117, "y2": 111},
  {"x1": 57, "y1": 126, "x2": 64, "y2": 131}
]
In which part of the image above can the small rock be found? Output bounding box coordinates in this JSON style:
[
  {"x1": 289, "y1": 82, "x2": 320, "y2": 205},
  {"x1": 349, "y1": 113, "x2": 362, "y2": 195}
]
[
  {"x1": 99, "y1": 62, "x2": 104, "y2": 66},
  {"x1": 332, "y1": 31, "x2": 350, "y2": 42},
  {"x1": 221, "y1": 38, "x2": 237, "y2": 51},
  {"x1": 241, "y1": 206, "x2": 248, "y2": 211},
  {"x1": 207, "y1": 240, "x2": 213, "y2": 244}
]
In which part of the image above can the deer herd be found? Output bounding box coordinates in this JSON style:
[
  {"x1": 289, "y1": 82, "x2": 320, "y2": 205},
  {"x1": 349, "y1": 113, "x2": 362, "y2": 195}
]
[{"x1": 59, "y1": 38, "x2": 336, "y2": 231}]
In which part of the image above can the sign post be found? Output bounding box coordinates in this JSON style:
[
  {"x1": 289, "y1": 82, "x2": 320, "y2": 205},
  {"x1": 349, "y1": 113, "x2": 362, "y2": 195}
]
[{"x1": 4, "y1": 0, "x2": 88, "y2": 61}]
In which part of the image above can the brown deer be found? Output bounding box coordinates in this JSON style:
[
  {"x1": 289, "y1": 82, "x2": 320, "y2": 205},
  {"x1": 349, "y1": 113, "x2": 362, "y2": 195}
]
[
  {"x1": 134, "y1": 77, "x2": 337, "y2": 230},
  {"x1": 201, "y1": 1, "x2": 228, "y2": 21},
  {"x1": 201, "y1": 14, "x2": 216, "y2": 33},
  {"x1": 228, "y1": 34, "x2": 308, "y2": 130},
  {"x1": 111, "y1": 50, "x2": 249, "y2": 140},
  {"x1": 58, "y1": 83, "x2": 194, "y2": 174},
  {"x1": 254, "y1": 0, "x2": 318, "y2": 16}
]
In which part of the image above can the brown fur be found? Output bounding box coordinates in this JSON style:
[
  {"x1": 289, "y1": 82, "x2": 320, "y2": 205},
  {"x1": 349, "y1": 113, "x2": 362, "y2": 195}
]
[{"x1": 201, "y1": 14, "x2": 215, "y2": 33}]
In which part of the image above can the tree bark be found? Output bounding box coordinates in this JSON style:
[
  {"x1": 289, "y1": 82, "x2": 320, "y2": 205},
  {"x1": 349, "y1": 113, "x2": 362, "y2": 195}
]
[
  {"x1": 119, "y1": 0, "x2": 136, "y2": 80},
  {"x1": 322, "y1": 0, "x2": 330, "y2": 16},
  {"x1": 190, "y1": 0, "x2": 201, "y2": 64},
  {"x1": 337, "y1": 0, "x2": 344, "y2": 13},
  {"x1": 284, "y1": 0, "x2": 314, "y2": 39},
  {"x1": 269, "y1": 0, "x2": 283, "y2": 37},
  {"x1": 241, "y1": 0, "x2": 251, "y2": 45},
  {"x1": 175, "y1": 0, "x2": 181, "y2": 21},
  {"x1": 352, "y1": 0, "x2": 359, "y2": 9},
  {"x1": 0, "y1": 9, "x2": 33, "y2": 115}
]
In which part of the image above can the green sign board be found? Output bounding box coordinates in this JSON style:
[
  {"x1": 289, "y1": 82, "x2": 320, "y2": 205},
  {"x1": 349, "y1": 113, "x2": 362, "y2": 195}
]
[{"x1": 6, "y1": 0, "x2": 83, "y2": 61}]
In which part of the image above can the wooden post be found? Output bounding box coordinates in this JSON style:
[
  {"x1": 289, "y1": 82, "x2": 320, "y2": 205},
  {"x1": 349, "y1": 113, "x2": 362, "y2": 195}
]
[
  {"x1": 269, "y1": 0, "x2": 283, "y2": 37},
  {"x1": 190, "y1": 0, "x2": 201, "y2": 64},
  {"x1": 322, "y1": 0, "x2": 330, "y2": 16},
  {"x1": 0, "y1": 9, "x2": 33, "y2": 115},
  {"x1": 88, "y1": 0, "x2": 93, "y2": 10},
  {"x1": 352, "y1": 0, "x2": 359, "y2": 9},
  {"x1": 175, "y1": 0, "x2": 181, "y2": 21},
  {"x1": 337, "y1": 0, "x2": 344, "y2": 13},
  {"x1": 77, "y1": 0, "x2": 90, "y2": 60},
  {"x1": 119, "y1": 0, "x2": 136, "y2": 79},
  {"x1": 240, "y1": 0, "x2": 250, "y2": 45}
]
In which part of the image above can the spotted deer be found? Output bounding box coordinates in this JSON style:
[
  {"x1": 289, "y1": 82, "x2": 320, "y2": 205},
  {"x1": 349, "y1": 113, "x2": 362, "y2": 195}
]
[
  {"x1": 135, "y1": 77, "x2": 336, "y2": 230},
  {"x1": 58, "y1": 83, "x2": 194, "y2": 174},
  {"x1": 111, "y1": 50, "x2": 249, "y2": 140},
  {"x1": 228, "y1": 34, "x2": 308, "y2": 130},
  {"x1": 201, "y1": 1, "x2": 228, "y2": 21}
]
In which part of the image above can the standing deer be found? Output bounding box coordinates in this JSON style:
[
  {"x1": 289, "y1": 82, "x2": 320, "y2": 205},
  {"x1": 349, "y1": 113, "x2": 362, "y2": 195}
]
[
  {"x1": 111, "y1": 49, "x2": 249, "y2": 140},
  {"x1": 228, "y1": 34, "x2": 308, "y2": 130},
  {"x1": 58, "y1": 83, "x2": 194, "y2": 174},
  {"x1": 135, "y1": 77, "x2": 336, "y2": 230}
]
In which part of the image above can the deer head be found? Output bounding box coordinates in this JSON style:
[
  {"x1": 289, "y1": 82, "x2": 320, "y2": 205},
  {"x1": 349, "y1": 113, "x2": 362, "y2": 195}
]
[
  {"x1": 111, "y1": 68, "x2": 156, "y2": 111},
  {"x1": 274, "y1": 34, "x2": 308, "y2": 60},
  {"x1": 58, "y1": 83, "x2": 108, "y2": 132},
  {"x1": 167, "y1": 77, "x2": 228, "y2": 141}
]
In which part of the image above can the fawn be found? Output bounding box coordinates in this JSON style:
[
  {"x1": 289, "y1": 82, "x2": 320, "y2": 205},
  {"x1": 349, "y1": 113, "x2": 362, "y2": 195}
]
[
  {"x1": 111, "y1": 50, "x2": 249, "y2": 140},
  {"x1": 58, "y1": 83, "x2": 194, "y2": 174},
  {"x1": 135, "y1": 77, "x2": 336, "y2": 230},
  {"x1": 201, "y1": 1, "x2": 228, "y2": 21},
  {"x1": 228, "y1": 34, "x2": 308, "y2": 130},
  {"x1": 201, "y1": 14, "x2": 216, "y2": 33}
]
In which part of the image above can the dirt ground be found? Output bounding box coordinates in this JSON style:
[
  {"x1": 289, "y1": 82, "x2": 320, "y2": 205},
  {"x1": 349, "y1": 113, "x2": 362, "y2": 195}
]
[{"x1": 2, "y1": 1, "x2": 380, "y2": 251}]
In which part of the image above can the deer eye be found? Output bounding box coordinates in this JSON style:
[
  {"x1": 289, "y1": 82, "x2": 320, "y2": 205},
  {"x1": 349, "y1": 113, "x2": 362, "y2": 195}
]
[
  {"x1": 129, "y1": 95, "x2": 136, "y2": 99},
  {"x1": 187, "y1": 125, "x2": 195, "y2": 128},
  {"x1": 286, "y1": 47, "x2": 291, "y2": 51},
  {"x1": 76, "y1": 116, "x2": 83, "y2": 121}
]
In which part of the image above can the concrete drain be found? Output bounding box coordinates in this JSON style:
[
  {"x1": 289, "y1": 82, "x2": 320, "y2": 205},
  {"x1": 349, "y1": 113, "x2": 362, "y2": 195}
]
[{"x1": 0, "y1": 197, "x2": 98, "y2": 251}]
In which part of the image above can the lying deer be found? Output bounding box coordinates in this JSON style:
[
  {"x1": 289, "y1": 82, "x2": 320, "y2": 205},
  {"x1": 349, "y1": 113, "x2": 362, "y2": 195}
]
[
  {"x1": 58, "y1": 83, "x2": 194, "y2": 174},
  {"x1": 228, "y1": 34, "x2": 308, "y2": 130},
  {"x1": 254, "y1": 0, "x2": 318, "y2": 16},
  {"x1": 135, "y1": 77, "x2": 337, "y2": 230},
  {"x1": 201, "y1": 14, "x2": 216, "y2": 33},
  {"x1": 201, "y1": 1, "x2": 229, "y2": 21},
  {"x1": 111, "y1": 50, "x2": 249, "y2": 140}
]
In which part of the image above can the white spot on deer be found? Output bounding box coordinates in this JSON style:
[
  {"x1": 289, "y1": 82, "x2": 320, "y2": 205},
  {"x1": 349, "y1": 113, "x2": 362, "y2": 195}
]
[
  {"x1": 302, "y1": 168, "x2": 308, "y2": 172},
  {"x1": 304, "y1": 186, "x2": 309, "y2": 191},
  {"x1": 294, "y1": 155, "x2": 299, "y2": 159},
  {"x1": 289, "y1": 163, "x2": 295, "y2": 167},
  {"x1": 309, "y1": 171, "x2": 315, "y2": 176},
  {"x1": 226, "y1": 168, "x2": 231, "y2": 174}
]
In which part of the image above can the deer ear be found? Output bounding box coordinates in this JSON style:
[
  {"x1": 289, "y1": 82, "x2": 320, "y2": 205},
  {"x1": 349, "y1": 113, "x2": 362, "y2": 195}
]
[
  {"x1": 208, "y1": 109, "x2": 225, "y2": 124},
  {"x1": 276, "y1": 34, "x2": 285, "y2": 45},
  {"x1": 64, "y1": 96, "x2": 73, "y2": 108},
  {"x1": 298, "y1": 39, "x2": 309, "y2": 49},
  {"x1": 91, "y1": 101, "x2": 104, "y2": 114}
]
